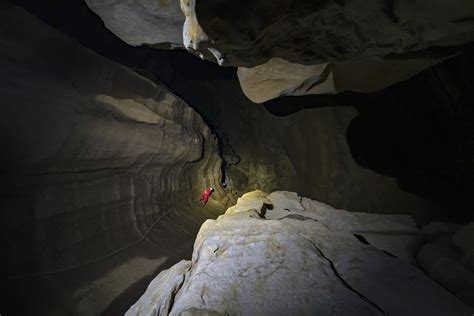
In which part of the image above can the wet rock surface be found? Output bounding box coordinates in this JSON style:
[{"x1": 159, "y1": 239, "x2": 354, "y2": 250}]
[{"x1": 128, "y1": 191, "x2": 473, "y2": 315}]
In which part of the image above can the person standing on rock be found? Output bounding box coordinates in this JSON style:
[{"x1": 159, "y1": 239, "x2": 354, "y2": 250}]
[{"x1": 200, "y1": 187, "x2": 214, "y2": 205}]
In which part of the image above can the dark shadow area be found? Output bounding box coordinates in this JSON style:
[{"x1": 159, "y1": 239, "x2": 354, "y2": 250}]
[
  {"x1": 3, "y1": 0, "x2": 474, "y2": 315},
  {"x1": 102, "y1": 239, "x2": 194, "y2": 316},
  {"x1": 8, "y1": 0, "x2": 236, "y2": 85},
  {"x1": 345, "y1": 50, "x2": 474, "y2": 222},
  {"x1": 263, "y1": 93, "x2": 352, "y2": 116},
  {"x1": 258, "y1": 203, "x2": 274, "y2": 218},
  {"x1": 353, "y1": 234, "x2": 370, "y2": 245}
]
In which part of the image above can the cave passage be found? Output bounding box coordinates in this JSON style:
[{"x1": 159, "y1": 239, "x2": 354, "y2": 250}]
[{"x1": 2, "y1": 0, "x2": 474, "y2": 315}]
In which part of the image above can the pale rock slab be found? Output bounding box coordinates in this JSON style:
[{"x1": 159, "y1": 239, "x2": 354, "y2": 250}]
[{"x1": 128, "y1": 191, "x2": 472, "y2": 315}]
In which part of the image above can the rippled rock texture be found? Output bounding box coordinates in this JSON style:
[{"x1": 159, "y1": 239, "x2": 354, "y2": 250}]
[
  {"x1": 128, "y1": 191, "x2": 473, "y2": 315},
  {"x1": 0, "y1": 5, "x2": 232, "y2": 315}
]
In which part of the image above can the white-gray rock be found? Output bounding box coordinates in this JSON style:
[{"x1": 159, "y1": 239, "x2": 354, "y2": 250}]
[
  {"x1": 301, "y1": 197, "x2": 418, "y2": 233},
  {"x1": 228, "y1": 191, "x2": 421, "y2": 264},
  {"x1": 128, "y1": 191, "x2": 471, "y2": 315},
  {"x1": 126, "y1": 261, "x2": 191, "y2": 316},
  {"x1": 225, "y1": 190, "x2": 271, "y2": 215},
  {"x1": 361, "y1": 232, "x2": 422, "y2": 265}
]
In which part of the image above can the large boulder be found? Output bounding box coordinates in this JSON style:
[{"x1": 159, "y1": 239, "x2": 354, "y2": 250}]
[{"x1": 128, "y1": 191, "x2": 471, "y2": 315}]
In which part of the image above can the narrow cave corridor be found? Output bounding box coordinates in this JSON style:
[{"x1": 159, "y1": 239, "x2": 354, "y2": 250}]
[{"x1": 1, "y1": 0, "x2": 474, "y2": 315}]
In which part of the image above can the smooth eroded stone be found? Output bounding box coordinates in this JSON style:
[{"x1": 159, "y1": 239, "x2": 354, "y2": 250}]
[
  {"x1": 237, "y1": 56, "x2": 448, "y2": 103},
  {"x1": 85, "y1": 0, "x2": 184, "y2": 46},
  {"x1": 129, "y1": 191, "x2": 472, "y2": 315},
  {"x1": 1, "y1": 5, "x2": 229, "y2": 314}
]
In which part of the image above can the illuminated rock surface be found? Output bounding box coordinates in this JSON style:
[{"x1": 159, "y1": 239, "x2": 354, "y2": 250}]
[
  {"x1": 128, "y1": 191, "x2": 472, "y2": 315},
  {"x1": 0, "y1": 5, "x2": 233, "y2": 315},
  {"x1": 237, "y1": 56, "x2": 448, "y2": 103},
  {"x1": 84, "y1": 0, "x2": 184, "y2": 47}
]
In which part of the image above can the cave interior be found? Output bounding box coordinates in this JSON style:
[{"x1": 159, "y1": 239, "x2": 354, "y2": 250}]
[{"x1": 1, "y1": 0, "x2": 474, "y2": 315}]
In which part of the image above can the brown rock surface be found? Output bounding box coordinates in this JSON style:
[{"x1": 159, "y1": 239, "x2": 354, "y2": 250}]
[
  {"x1": 0, "y1": 5, "x2": 232, "y2": 315},
  {"x1": 237, "y1": 56, "x2": 449, "y2": 103}
]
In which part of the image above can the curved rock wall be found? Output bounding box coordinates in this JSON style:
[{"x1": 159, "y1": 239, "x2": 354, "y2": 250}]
[{"x1": 0, "y1": 5, "x2": 232, "y2": 315}]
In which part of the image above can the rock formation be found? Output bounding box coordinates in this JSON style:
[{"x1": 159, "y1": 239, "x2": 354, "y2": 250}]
[
  {"x1": 84, "y1": 0, "x2": 184, "y2": 47},
  {"x1": 186, "y1": 0, "x2": 474, "y2": 67},
  {"x1": 143, "y1": 52, "x2": 472, "y2": 224},
  {"x1": 2, "y1": 1, "x2": 473, "y2": 315},
  {"x1": 0, "y1": 5, "x2": 232, "y2": 315},
  {"x1": 127, "y1": 191, "x2": 473, "y2": 315},
  {"x1": 237, "y1": 56, "x2": 449, "y2": 103},
  {"x1": 418, "y1": 222, "x2": 474, "y2": 306},
  {"x1": 84, "y1": 0, "x2": 474, "y2": 101}
]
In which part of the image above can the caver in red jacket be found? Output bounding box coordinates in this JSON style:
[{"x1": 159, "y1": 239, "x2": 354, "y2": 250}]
[{"x1": 200, "y1": 187, "x2": 214, "y2": 205}]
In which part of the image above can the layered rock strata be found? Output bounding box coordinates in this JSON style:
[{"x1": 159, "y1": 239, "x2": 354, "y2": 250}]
[{"x1": 0, "y1": 5, "x2": 232, "y2": 315}]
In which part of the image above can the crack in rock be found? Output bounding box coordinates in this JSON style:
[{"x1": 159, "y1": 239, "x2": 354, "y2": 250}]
[
  {"x1": 301, "y1": 235, "x2": 385, "y2": 314},
  {"x1": 166, "y1": 269, "x2": 188, "y2": 315}
]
